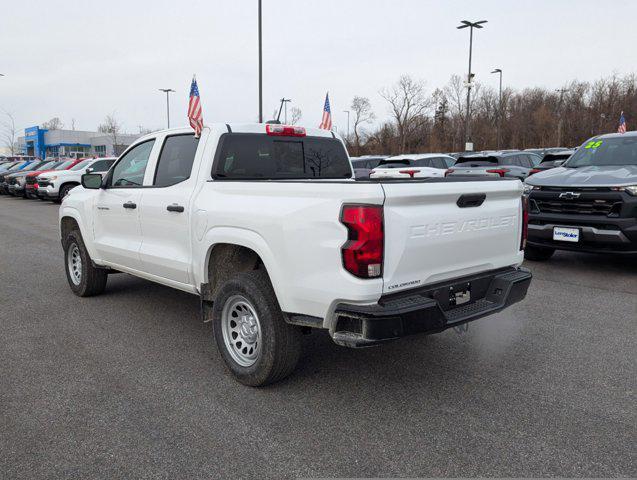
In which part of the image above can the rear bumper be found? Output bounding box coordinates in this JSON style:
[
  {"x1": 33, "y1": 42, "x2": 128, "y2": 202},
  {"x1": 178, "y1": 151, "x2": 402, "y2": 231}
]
[{"x1": 331, "y1": 267, "x2": 531, "y2": 347}]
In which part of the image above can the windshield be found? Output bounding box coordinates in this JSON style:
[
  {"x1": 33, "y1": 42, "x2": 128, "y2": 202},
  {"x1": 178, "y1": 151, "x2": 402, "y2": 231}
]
[
  {"x1": 37, "y1": 161, "x2": 56, "y2": 170},
  {"x1": 71, "y1": 160, "x2": 91, "y2": 171},
  {"x1": 56, "y1": 161, "x2": 74, "y2": 170},
  {"x1": 566, "y1": 137, "x2": 637, "y2": 167},
  {"x1": 23, "y1": 162, "x2": 45, "y2": 171}
]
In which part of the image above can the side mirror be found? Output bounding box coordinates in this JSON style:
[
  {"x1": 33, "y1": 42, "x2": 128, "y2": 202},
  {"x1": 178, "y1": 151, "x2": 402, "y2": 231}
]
[
  {"x1": 86, "y1": 167, "x2": 94, "y2": 174},
  {"x1": 81, "y1": 173, "x2": 103, "y2": 189}
]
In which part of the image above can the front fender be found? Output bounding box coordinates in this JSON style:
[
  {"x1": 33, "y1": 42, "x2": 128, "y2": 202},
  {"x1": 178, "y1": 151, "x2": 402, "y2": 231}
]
[{"x1": 59, "y1": 205, "x2": 99, "y2": 261}]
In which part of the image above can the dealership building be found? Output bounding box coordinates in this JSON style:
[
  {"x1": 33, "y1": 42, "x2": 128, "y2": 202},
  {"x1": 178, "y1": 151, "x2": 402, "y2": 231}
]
[{"x1": 18, "y1": 126, "x2": 141, "y2": 159}]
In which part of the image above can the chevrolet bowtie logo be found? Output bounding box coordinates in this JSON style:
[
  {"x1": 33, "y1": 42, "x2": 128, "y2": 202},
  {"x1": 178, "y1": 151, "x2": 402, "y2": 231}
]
[{"x1": 559, "y1": 191, "x2": 580, "y2": 200}]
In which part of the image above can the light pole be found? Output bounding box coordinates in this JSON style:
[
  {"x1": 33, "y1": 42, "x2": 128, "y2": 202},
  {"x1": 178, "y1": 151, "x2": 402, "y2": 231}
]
[
  {"x1": 491, "y1": 68, "x2": 502, "y2": 149},
  {"x1": 258, "y1": 0, "x2": 263, "y2": 123},
  {"x1": 457, "y1": 19, "x2": 487, "y2": 151},
  {"x1": 158, "y1": 88, "x2": 175, "y2": 129},
  {"x1": 556, "y1": 88, "x2": 568, "y2": 146},
  {"x1": 276, "y1": 98, "x2": 291, "y2": 123},
  {"x1": 343, "y1": 110, "x2": 350, "y2": 139}
]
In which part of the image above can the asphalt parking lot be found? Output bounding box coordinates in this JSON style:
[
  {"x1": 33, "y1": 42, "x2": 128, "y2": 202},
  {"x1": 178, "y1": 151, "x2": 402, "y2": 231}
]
[{"x1": 1, "y1": 196, "x2": 635, "y2": 479}]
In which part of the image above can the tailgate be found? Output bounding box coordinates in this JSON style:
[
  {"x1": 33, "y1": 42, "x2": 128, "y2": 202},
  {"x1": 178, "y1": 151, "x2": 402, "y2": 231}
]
[{"x1": 381, "y1": 180, "x2": 524, "y2": 294}]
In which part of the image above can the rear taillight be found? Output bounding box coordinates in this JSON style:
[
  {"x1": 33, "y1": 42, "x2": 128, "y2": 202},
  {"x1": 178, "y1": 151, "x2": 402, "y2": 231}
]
[
  {"x1": 529, "y1": 168, "x2": 541, "y2": 175},
  {"x1": 265, "y1": 124, "x2": 306, "y2": 136},
  {"x1": 486, "y1": 168, "x2": 510, "y2": 177},
  {"x1": 340, "y1": 204, "x2": 383, "y2": 278},
  {"x1": 444, "y1": 168, "x2": 454, "y2": 177},
  {"x1": 399, "y1": 169, "x2": 419, "y2": 178},
  {"x1": 520, "y1": 195, "x2": 529, "y2": 250}
]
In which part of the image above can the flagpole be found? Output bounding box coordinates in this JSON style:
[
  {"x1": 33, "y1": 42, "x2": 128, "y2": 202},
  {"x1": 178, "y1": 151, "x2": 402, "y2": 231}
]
[{"x1": 258, "y1": 0, "x2": 263, "y2": 123}]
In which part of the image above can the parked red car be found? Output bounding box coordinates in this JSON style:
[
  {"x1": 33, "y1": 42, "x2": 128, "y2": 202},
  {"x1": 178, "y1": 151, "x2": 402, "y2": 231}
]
[{"x1": 25, "y1": 158, "x2": 85, "y2": 199}]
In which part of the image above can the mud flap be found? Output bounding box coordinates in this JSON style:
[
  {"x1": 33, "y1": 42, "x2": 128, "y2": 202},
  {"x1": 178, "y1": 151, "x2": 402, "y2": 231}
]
[{"x1": 200, "y1": 282, "x2": 214, "y2": 323}]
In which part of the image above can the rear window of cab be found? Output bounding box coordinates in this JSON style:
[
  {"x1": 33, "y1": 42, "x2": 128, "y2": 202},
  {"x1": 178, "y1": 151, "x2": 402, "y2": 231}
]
[{"x1": 212, "y1": 134, "x2": 352, "y2": 180}]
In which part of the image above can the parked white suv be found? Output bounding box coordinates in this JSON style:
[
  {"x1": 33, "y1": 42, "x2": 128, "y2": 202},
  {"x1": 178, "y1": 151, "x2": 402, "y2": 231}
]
[
  {"x1": 38, "y1": 157, "x2": 116, "y2": 202},
  {"x1": 59, "y1": 124, "x2": 531, "y2": 386},
  {"x1": 370, "y1": 154, "x2": 455, "y2": 179}
]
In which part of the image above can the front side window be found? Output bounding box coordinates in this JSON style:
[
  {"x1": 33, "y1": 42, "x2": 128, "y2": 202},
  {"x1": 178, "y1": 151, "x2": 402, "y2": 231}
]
[
  {"x1": 213, "y1": 134, "x2": 351, "y2": 179},
  {"x1": 110, "y1": 140, "x2": 155, "y2": 187},
  {"x1": 153, "y1": 135, "x2": 199, "y2": 187}
]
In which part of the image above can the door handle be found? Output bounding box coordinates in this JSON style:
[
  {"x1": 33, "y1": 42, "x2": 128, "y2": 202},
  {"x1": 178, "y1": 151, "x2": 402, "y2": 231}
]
[
  {"x1": 123, "y1": 201, "x2": 137, "y2": 209},
  {"x1": 167, "y1": 204, "x2": 185, "y2": 213}
]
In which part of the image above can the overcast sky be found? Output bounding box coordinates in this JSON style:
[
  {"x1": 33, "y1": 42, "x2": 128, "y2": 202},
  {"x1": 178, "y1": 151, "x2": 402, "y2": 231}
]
[{"x1": 1, "y1": 0, "x2": 635, "y2": 135}]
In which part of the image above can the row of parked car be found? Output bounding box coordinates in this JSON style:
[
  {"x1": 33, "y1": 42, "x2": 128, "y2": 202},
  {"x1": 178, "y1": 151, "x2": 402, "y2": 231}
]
[
  {"x1": 360, "y1": 134, "x2": 637, "y2": 259},
  {"x1": 3, "y1": 130, "x2": 635, "y2": 262},
  {"x1": 350, "y1": 147, "x2": 575, "y2": 180},
  {"x1": 0, "y1": 156, "x2": 116, "y2": 202}
]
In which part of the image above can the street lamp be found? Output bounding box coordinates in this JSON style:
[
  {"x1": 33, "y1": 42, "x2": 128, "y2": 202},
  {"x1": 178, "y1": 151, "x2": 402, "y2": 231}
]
[
  {"x1": 258, "y1": 0, "x2": 263, "y2": 123},
  {"x1": 158, "y1": 88, "x2": 175, "y2": 129},
  {"x1": 491, "y1": 68, "x2": 502, "y2": 149},
  {"x1": 343, "y1": 110, "x2": 350, "y2": 139},
  {"x1": 457, "y1": 19, "x2": 487, "y2": 151},
  {"x1": 556, "y1": 88, "x2": 568, "y2": 146},
  {"x1": 276, "y1": 98, "x2": 291, "y2": 123}
]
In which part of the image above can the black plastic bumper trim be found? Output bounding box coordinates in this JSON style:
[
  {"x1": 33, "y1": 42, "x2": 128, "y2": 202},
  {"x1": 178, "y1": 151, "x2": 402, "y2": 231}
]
[{"x1": 332, "y1": 267, "x2": 532, "y2": 347}]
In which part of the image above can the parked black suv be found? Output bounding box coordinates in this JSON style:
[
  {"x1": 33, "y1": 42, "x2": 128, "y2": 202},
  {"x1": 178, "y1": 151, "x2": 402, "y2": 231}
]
[{"x1": 524, "y1": 132, "x2": 637, "y2": 259}]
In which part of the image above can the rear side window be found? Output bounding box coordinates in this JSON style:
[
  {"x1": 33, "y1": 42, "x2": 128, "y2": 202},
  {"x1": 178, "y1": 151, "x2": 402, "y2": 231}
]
[
  {"x1": 430, "y1": 157, "x2": 449, "y2": 169},
  {"x1": 413, "y1": 158, "x2": 433, "y2": 167},
  {"x1": 502, "y1": 156, "x2": 521, "y2": 166},
  {"x1": 154, "y1": 134, "x2": 199, "y2": 187},
  {"x1": 213, "y1": 134, "x2": 351, "y2": 179}
]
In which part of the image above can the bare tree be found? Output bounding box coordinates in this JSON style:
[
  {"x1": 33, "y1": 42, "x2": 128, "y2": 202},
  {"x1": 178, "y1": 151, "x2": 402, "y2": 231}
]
[
  {"x1": 98, "y1": 114, "x2": 122, "y2": 155},
  {"x1": 42, "y1": 117, "x2": 64, "y2": 130},
  {"x1": 379, "y1": 75, "x2": 432, "y2": 153},
  {"x1": 289, "y1": 107, "x2": 302, "y2": 125},
  {"x1": 1, "y1": 112, "x2": 19, "y2": 155},
  {"x1": 350, "y1": 96, "x2": 375, "y2": 153}
]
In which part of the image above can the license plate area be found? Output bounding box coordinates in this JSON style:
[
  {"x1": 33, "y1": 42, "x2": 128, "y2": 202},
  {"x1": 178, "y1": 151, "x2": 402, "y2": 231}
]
[
  {"x1": 553, "y1": 226, "x2": 580, "y2": 242},
  {"x1": 449, "y1": 282, "x2": 471, "y2": 307}
]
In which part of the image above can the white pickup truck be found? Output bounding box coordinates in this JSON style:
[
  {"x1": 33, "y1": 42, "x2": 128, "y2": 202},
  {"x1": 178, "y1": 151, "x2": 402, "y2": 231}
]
[{"x1": 59, "y1": 124, "x2": 531, "y2": 386}]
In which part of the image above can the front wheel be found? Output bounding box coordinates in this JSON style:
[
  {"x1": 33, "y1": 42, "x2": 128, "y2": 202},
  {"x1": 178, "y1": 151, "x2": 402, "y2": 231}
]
[
  {"x1": 64, "y1": 230, "x2": 108, "y2": 296},
  {"x1": 212, "y1": 270, "x2": 301, "y2": 387},
  {"x1": 524, "y1": 244, "x2": 555, "y2": 261}
]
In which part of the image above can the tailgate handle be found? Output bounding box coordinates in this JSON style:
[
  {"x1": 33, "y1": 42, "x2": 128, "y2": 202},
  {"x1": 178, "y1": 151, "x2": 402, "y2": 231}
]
[{"x1": 457, "y1": 193, "x2": 486, "y2": 208}]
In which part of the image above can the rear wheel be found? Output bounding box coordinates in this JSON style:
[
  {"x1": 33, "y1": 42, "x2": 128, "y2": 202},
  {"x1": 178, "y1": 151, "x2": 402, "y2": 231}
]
[
  {"x1": 212, "y1": 270, "x2": 301, "y2": 386},
  {"x1": 524, "y1": 245, "x2": 555, "y2": 261},
  {"x1": 64, "y1": 230, "x2": 108, "y2": 296}
]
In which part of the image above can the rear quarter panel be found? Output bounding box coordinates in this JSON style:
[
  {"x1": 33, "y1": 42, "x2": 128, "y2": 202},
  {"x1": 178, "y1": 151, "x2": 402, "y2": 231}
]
[{"x1": 193, "y1": 181, "x2": 386, "y2": 321}]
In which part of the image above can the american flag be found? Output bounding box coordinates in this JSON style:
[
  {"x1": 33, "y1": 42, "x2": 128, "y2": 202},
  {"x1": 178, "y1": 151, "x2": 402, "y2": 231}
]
[
  {"x1": 319, "y1": 92, "x2": 332, "y2": 130},
  {"x1": 188, "y1": 76, "x2": 203, "y2": 137},
  {"x1": 617, "y1": 111, "x2": 627, "y2": 134}
]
